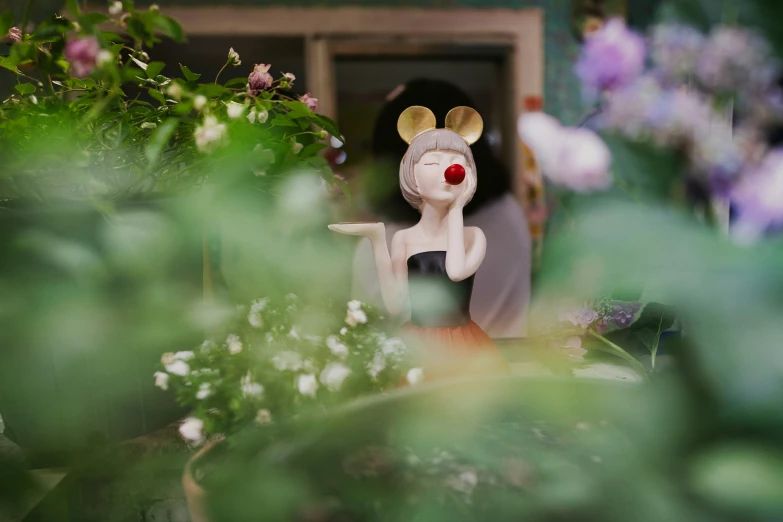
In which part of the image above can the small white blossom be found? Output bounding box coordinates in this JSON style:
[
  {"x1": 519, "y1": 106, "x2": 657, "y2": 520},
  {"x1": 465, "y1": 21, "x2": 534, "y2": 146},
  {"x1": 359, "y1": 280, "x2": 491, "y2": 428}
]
[
  {"x1": 108, "y1": 1, "x2": 123, "y2": 16},
  {"x1": 226, "y1": 334, "x2": 243, "y2": 354},
  {"x1": 297, "y1": 373, "x2": 318, "y2": 397},
  {"x1": 225, "y1": 100, "x2": 245, "y2": 119},
  {"x1": 272, "y1": 351, "x2": 303, "y2": 371},
  {"x1": 253, "y1": 170, "x2": 267, "y2": 177},
  {"x1": 289, "y1": 327, "x2": 300, "y2": 340},
  {"x1": 199, "y1": 340, "x2": 216, "y2": 353},
  {"x1": 149, "y1": 4, "x2": 159, "y2": 12},
  {"x1": 140, "y1": 121, "x2": 157, "y2": 129},
  {"x1": 96, "y1": 49, "x2": 113, "y2": 67},
  {"x1": 196, "y1": 383, "x2": 212, "y2": 400},
  {"x1": 193, "y1": 95, "x2": 207, "y2": 111},
  {"x1": 246, "y1": 108, "x2": 269, "y2": 124},
  {"x1": 174, "y1": 351, "x2": 195, "y2": 361},
  {"x1": 138, "y1": 50, "x2": 150, "y2": 62},
  {"x1": 320, "y1": 363, "x2": 351, "y2": 391},
  {"x1": 241, "y1": 374, "x2": 264, "y2": 397},
  {"x1": 291, "y1": 139, "x2": 303, "y2": 154},
  {"x1": 255, "y1": 409, "x2": 272, "y2": 425},
  {"x1": 348, "y1": 300, "x2": 362, "y2": 311},
  {"x1": 165, "y1": 360, "x2": 190, "y2": 376},
  {"x1": 166, "y1": 83, "x2": 183, "y2": 100},
  {"x1": 161, "y1": 352, "x2": 175, "y2": 365},
  {"x1": 154, "y1": 371, "x2": 169, "y2": 391},
  {"x1": 367, "y1": 353, "x2": 386, "y2": 380},
  {"x1": 345, "y1": 308, "x2": 367, "y2": 326},
  {"x1": 248, "y1": 311, "x2": 263, "y2": 328},
  {"x1": 179, "y1": 417, "x2": 204, "y2": 444},
  {"x1": 326, "y1": 335, "x2": 349, "y2": 357},
  {"x1": 227, "y1": 47, "x2": 241, "y2": 66},
  {"x1": 250, "y1": 298, "x2": 269, "y2": 312},
  {"x1": 406, "y1": 368, "x2": 424, "y2": 386},
  {"x1": 29, "y1": 95, "x2": 37, "y2": 105},
  {"x1": 340, "y1": 327, "x2": 348, "y2": 336},
  {"x1": 283, "y1": 72, "x2": 296, "y2": 84},
  {"x1": 194, "y1": 115, "x2": 227, "y2": 153},
  {"x1": 381, "y1": 338, "x2": 406, "y2": 356},
  {"x1": 446, "y1": 470, "x2": 478, "y2": 495}
]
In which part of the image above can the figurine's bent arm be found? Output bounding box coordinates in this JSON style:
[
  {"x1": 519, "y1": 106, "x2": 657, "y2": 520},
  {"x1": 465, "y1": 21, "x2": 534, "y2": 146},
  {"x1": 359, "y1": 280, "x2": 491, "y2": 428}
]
[
  {"x1": 370, "y1": 230, "x2": 408, "y2": 315},
  {"x1": 445, "y1": 208, "x2": 486, "y2": 281}
]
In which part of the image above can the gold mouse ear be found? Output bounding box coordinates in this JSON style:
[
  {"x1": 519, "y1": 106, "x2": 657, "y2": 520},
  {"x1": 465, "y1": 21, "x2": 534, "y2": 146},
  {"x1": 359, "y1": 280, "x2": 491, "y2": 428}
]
[
  {"x1": 397, "y1": 106, "x2": 437, "y2": 144},
  {"x1": 445, "y1": 106, "x2": 483, "y2": 145}
]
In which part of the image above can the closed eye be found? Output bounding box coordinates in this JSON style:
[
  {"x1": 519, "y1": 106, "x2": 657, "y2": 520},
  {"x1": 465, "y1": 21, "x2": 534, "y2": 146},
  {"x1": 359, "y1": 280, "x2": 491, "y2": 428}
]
[{"x1": 424, "y1": 163, "x2": 438, "y2": 166}]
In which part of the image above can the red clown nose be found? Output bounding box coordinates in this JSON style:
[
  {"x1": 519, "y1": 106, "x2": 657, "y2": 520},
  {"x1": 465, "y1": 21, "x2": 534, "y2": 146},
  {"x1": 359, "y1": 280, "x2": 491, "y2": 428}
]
[{"x1": 444, "y1": 164, "x2": 466, "y2": 185}]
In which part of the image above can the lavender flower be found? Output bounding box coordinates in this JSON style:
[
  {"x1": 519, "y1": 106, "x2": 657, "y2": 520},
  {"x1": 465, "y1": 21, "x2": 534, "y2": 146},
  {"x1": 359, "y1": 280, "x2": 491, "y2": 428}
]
[
  {"x1": 247, "y1": 63, "x2": 273, "y2": 95},
  {"x1": 559, "y1": 304, "x2": 599, "y2": 329},
  {"x1": 603, "y1": 76, "x2": 663, "y2": 141},
  {"x1": 731, "y1": 149, "x2": 783, "y2": 242},
  {"x1": 576, "y1": 18, "x2": 646, "y2": 98},
  {"x1": 697, "y1": 27, "x2": 779, "y2": 95},
  {"x1": 650, "y1": 24, "x2": 705, "y2": 85},
  {"x1": 608, "y1": 301, "x2": 642, "y2": 328},
  {"x1": 64, "y1": 36, "x2": 100, "y2": 78}
]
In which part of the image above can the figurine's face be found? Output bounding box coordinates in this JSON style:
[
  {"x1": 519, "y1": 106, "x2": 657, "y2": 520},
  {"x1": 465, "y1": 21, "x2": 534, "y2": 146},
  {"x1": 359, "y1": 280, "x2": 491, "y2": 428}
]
[{"x1": 413, "y1": 150, "x2": 470, "y2": 207}]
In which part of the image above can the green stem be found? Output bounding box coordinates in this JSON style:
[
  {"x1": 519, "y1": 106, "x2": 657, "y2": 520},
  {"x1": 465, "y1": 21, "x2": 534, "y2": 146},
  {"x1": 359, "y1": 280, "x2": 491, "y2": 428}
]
[
  {"x1": 588, "y1": 331, "x2": 647, "y2": 376},
  {"x1": 214, "y1": 60, "x2": 229, "y2": 85}
]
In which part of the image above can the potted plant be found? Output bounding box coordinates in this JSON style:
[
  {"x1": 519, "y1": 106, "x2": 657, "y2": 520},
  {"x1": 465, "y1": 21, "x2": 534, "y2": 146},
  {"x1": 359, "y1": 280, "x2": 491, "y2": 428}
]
[{"x1": 0, "y1": 0, "x2": 342, "y2": 466}]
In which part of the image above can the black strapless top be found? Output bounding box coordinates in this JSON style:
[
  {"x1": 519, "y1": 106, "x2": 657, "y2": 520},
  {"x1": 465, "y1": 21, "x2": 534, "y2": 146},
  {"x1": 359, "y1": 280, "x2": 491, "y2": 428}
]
[{"x1": 407, "y1": 251, "x2": 474, "y2": 327}]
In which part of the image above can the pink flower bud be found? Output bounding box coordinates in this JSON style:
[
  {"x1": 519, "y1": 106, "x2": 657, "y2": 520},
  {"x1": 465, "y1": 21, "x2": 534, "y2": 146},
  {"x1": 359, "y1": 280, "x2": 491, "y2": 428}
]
[
  {"x1": 247, "y1": 63, "x2": 273, "y2": 95},
  {"x1": 5, "y1": 27, "x2": 22, "y2": 44},
  {"x1": 64, "y1": 36, "x2": 100, "y2": 78},
  {"x1": 299, "y1": 92, "x2": 318, "y2": 112}
]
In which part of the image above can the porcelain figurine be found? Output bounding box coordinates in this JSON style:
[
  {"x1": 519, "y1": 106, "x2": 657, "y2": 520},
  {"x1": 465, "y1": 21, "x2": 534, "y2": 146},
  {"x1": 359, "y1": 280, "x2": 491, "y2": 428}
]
[{"x1": 329, "y1": 106, "x2": 509, "y2": 378}]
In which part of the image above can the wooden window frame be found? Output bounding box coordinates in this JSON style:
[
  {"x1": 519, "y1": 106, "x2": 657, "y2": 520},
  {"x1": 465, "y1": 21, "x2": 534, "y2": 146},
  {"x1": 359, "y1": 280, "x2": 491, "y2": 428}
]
[{"x1": 153, "y1": 6, "x2": 544, "y2": 200}]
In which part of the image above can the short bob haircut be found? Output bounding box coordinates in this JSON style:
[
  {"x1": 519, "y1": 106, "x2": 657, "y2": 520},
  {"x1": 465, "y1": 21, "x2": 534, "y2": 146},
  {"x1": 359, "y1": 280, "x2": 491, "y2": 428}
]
[{"x1": 399, "y1": 129, "x2": 478, "y2": 211}]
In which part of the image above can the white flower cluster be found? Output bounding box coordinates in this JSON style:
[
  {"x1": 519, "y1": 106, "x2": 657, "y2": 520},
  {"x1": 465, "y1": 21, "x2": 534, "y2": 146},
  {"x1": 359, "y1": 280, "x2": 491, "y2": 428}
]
[{"x1": 158, "y1": 296, "x2": 416, "y2": 444}]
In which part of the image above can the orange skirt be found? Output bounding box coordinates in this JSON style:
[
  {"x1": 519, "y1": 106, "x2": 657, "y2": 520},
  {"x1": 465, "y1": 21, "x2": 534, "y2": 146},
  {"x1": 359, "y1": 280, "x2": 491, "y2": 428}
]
[{"x1": 401, "y1": 320, "x2": 510, "y2": 380}]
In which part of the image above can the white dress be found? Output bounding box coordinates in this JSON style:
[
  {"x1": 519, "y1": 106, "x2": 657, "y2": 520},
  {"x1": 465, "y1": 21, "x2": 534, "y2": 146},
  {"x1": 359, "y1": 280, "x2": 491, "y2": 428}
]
[{"x1": 351, "y1": 193, "x2": 531, "y2": 338}]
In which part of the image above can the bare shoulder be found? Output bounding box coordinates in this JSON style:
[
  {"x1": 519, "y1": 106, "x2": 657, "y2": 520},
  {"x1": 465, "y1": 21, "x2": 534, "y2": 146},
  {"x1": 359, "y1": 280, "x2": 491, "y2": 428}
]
[{"x1": 391, "y1": 229, "x2": 410, "y2": 259}]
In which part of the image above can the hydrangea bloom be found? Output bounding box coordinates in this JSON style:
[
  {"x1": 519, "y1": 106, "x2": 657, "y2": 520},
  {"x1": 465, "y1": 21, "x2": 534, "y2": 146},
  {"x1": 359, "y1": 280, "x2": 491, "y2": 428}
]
[
  {"x1": 697, "y1": 27, "x2": 778, "y2": 95},
  {"x1": 651, "y1": 24, "x2": 705, "y2": 85},
  {"x1": 731, "y1": 149, "x2": 783, "y2": 242},
  {"x1": 575, "y1": 18, "x2": 646, "y2": 97},
  {"x1": 247, "y1": 63, "x2": 273, "y2": 95}
]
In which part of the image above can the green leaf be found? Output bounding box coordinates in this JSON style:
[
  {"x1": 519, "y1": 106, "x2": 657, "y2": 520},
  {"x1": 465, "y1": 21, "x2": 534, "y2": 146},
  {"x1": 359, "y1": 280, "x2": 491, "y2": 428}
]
[
  {"x1": 282, "y1": 100, "x2": 314, "y2": 119},
  {"x1": 145, "y1": 118, "x2": 179, "y2": 167},
  {"x1": 197, "y1": 84, "x2": 230, "y2": 97},
  {"x1": 270, "y1": 114, "x2": 297, "y2": 127},
  {"x1": 601, "y1": 133, "x2": 685, "y2": 202},
  {"x1": 0, "y1": 13, "x2": 13, "y2": 38},
  {"x1": 125, "y1": 17, "x2": 152, "y2": 46},
  {"x1": 80, "y1": 13, "x2": 110, "y2": 26},
  {"x1": 0, "y1": 56, "x2": 20, "y2": 74},
  {"x1": 14, "y1": 83, "x2": 36, "y2": 95},
  {"x1": 154, "y1": 15, "x2": 185, "y2": 43},
  {"x1": 300, "y1": 143, "x2": 326, "y2": 157},
  {"x1": 145, "y1": 61, "x2": 165, "y2": 79},
  {"x1": 148, "y1": 88, "x2": 166, "y2": 105},
  {"x1": 179, "y1": 63, "x2": 201, "y2": 82},
  {"x1": 313, "y1": 114, "x2": 341, "y2": 140},
  {"x1": 224, "y1": 77, "x2": 247, "y2": 88},
  {"x1": 103, "y1": 32, "x2": 125, "y2": 44}
]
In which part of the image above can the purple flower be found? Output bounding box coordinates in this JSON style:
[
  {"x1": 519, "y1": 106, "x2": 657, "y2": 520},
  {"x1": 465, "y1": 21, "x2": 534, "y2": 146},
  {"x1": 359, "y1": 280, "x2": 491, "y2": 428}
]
[
  {"x1": 4, "y1": 26, "x2": 21, "y2": 44},
  {"x1": 64, "y1": 36, "x2": 100, "y2": 78},
  {"x1": 697, "y1": 27, "x2": 779, "y2": 95},
  {"x1": 608, "y1": 301, "x2": 642, "y2": 328},
  {"x1": 299, "y1": 93, "x2": 318, "y2": 112},
  {"x1": 731, "y1": 149, "x2": 783, "y2": 242},
  {"x1": 576, "y1": 18, "x2": 646, "y2": 97},
  {"x1": 650, "y1": 24, "x2": 705, "y2": 86},
  {"x1": 247, "y1": 63, "x2": 273, "y2": 95},
  {"x1": 559, "y1": 304, "x2": 599, "y2": 329}
]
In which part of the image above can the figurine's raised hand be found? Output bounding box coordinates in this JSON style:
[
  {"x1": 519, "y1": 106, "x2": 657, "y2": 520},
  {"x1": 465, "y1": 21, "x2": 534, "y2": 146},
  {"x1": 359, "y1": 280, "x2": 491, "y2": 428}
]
[
  {"x1": 328, "y1": 222, "x2": 386, "y2": 243},
  {"x1": 451, "y1": 167, "x2": 475, "y2": 210}
]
